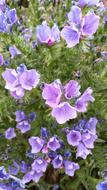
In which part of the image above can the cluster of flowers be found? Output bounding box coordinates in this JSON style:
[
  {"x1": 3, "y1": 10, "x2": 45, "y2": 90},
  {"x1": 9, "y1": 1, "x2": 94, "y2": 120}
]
[
  {"x1": 2, "y1": 64, "x2": 40, "y2": 99},
  {"x1": 42, "y1": 79, "x2": 94, "y2": 124},
  {"x1": 5, "y1": 110, "x2": 36, "y2": 139},
  {"x1": 0, "y1": 0, "x2": 17, "y2": 33},
  {"x1": 0, "y1": 117, "x2": 98, "y2": 188}
]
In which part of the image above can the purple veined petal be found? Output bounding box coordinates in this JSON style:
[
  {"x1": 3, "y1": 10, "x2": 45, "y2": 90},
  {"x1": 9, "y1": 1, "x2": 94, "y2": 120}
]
[
  {"x1": 29, "y1": 136, "x2": 45, "y2": 154},
  {"x1": 11, "y1": 87, "x2": 25, "y2": 99},
  {"x1": 0, "y1": 0, "x2": 6, "y2": 11},
  {"x1": 61, "y1": 25, "x2": 80, "y2": 48},
  {"x1": 52, "y1": 155, "x2": 63, "y2": 169},
  {"x1": 0, "y1": 54, "x2": 4, "y2": 66},
  {"x1": 36, "y1": 21, "x2": 51, "y2": 44},
  {"x1": 42, "y1": 82, "x2": 62, "y2": 108},
  {"x1": 9, "y1": 46, "x2": 21, "y2": 59},
  {"x1": 47, "y1": 137, "x2": 60, "y2": 151},
  {"x1": 7, "y1": 8, "x2": 17, "y2": 24},
  {"x1": 2, "y1": 68, "x2": 18, "y2": 90},
  {"x1": 51, "y1": 102, "x2": 77, "y2": 124},
  {"x1": 79, "y1": 0, "x2": 100, "y2": 7},
  {"x1": 32, "y1": 171, "x2": 43, "y2": 183},
  {"x1": 5, "y1": 128, "x2": 16, "y2": 140},
  {"x1": 82, "y1": 132, "x2": 97, "y2": 149},
  {"x1": 67, "y1": 130, "x2": 81, "y2": 147},
  {"x1": 0, "y1": 13, "x2": 8, "y2": 33},
  {"x1": 32, "y1": 157, "x2": 48, "y2": 173},
  {"x1": 22, "y1": 170, "x2": 34, "y2": 184},
  {"x1": 16, "y1": 120, "x2": 31, "y2": 133},
  {"x1": 75, "y1": 87, "x2": 95, "y2": 113},
  {"x1": 19, "y1": 69, "x2": 40, "y2": 91},
  {"x1": 64, "y1": 161, "x2": 80, "y2": 177},
  {"x1": 51, "y1": 23, "x2": 60, "y2": 42},
  {"x1": 67, "y1": 6, "x2": 82, "y2": 26},
  {"x1": 64, "y1": 80, "x2": 81, "y2": 99},
  {"x1": 76, "y1": 142, "x2": 92, "y2": 159},
  {"x1": 85, "y1": 117, "x2": 98, "y2": 135},
  {"x1": 81, "y1": 12, "x2": 100, "y2": 36},
  {"x1": 15, "y1": 110, "x2": 26, "y2": 122}
]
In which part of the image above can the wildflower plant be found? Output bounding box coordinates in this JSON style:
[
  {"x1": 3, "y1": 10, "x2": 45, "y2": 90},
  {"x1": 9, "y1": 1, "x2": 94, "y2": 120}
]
[{"x1": 0, "y1": 0, "x2": 107, "y2": 190}]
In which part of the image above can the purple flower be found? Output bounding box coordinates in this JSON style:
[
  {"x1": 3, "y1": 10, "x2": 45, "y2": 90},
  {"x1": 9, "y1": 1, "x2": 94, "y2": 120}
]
[
  {"x1": 8, "y1": 165, "x2": 19, "y2": 175},
  {"x1": 0, "y1": 0, "x2": 5, "y2": 11},
  {"x1": 78, "y1": 0, "x2": 100, "y2": 7},
  {"x1": 75, "y1": 87, "x2": 95, "y2": 112},
  {"x1": 2, "y1": 68, "x2": 18, "y2": 91},
  {"x1": 10, "y1": 87, "x2": 25, "y2": 99},
  {"x1": 82, "y1": 132, "x2": 97, "y2": 149},
  {"x1": 9, "y1": 46, "x2": 21, "y2": 59},
  {"x1": 32, "y1": 157, "x2": 48, "y2": 173},
  {"x1": 85, "y1": 117, "x2": 98, "y2": 135},
  {"x1": 17, "y1": 64, "x2": 27, "y2": 74},
  {"x1": 76, "y1": 142, "x2": 91, "y2": 159},
  {"x1": 28, "y1": 112, "x2": 36, "y2": 122},
  {"x1": 64, "y1": 80, "x2": 81, "y2": 99},
  {"x1": 8, "y1": 9, "x2": 17, "y2": 24},
  {"x1": 51, "y1": 102, "x2": 77, "y2": 124},
  {"x1": 23, "y1": 170, "x2": 43, "y2": 183},
  {"x1": 15, "y1": 110, "x2": 26, "y2": 122},
  {"x1": 61, "y1": 6, "x2": 100, "y2": 47},
  {"x1": 5, "y1": 128, "x2": 16, "y2": 140},
  {"x1": 2, "y1": 67, "x2": 40, "y2": 99},
  {"x1": 29, "y1": 136, "x2": 45, "y2": 153},
  {"x1": 20, "y1": 161, "x2": 29, "y2": 174},
  {"x1": 67, "y1": 130, "x2": 81, "y2": 146},
  {"x1": 64, "y1": 161, "x2": 79, "y2": 177},
  {"x1": 42, "y1": 81, "x2": 62, "y2": 108},
  {"x1": 0, "y1": 54, "x2": 4, "y2": 66},
  {"x1": 47, "y1": 137, "x2": 60, "y2": 151},
  {"x1": 0, "y1": 166, "x2": 9, "y2": 180},
  {"x1": 0, "y1": 13, "x2": 8, "y2": 33},
  {"x1": 16, "y1": 121, "x2": 31, "y2": 133},
  {"x1": 36, "y1": 21, "x2": 60, "y2": 45},
  {"x1": 19, "y1": 69, "x2": 40, "y2": 90},
  {"x1": 52, "y1": 155, "x2": 63, "y2": 169},
  {"x1": 96, "y1": 181, "x2": 107, "y2": 190}
]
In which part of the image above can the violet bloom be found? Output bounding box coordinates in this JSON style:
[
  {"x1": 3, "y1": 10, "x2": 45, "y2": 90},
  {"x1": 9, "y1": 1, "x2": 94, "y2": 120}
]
[
  {"x1": 96, "y1": 181, "x2": 107, "y2": 190},
  {"x1": 36, "y1": 21, "x2": 60, "y2": 46},
  {"x1": 8, "y1": 165, "x2": 19, "y2": 175},
  {"x1": 8, "y1": 9, "x2": 17, "y2": 24},
  {"x1": 9, "y1": 46, "x2": 21, "y2": 59},
  {"x1": 16, "y1": 121, "x2": 31, "y2": 133},
  {"x1": 52, "y1": 155, "x2": 63, "y2": 169},
  {"x1": 42, "y1": 81, "x2": 62, "y2": 108},
  {"x1": 0, "y1": 12, "x2": 8, "y2": 33},
  {"x1": 0, "y1": 0, "x2": 5, "y2": 11},
  {"x1": 76, "y1": 142, "x2": 91, "y2": 159},
  {"x1": 5, "y1": 128, "x2": 16, "y2": 140},
  {"x1": 29, "y1": 136, "x2": 45, "y2": 153},
  {"x1": 82, "y1": 132, "x2": 97, "y2": 149},
  {"x1": 23, "y1": 170, "x2": 43, "y2": 184},
  {"x1": 20, "y1": 161, "x2": 29, "y2": 174},
  {"x1": 11, "y1": 87, "x2": 25, "y2": 99},
  {"x1": 32, "y1": 157, "x2": 48, "y2": 173},
  {"x1": 47, "y1": 137, "x2": 60, "y2": 151},
  {"x1": 2, "y1": 68, "x2": 19, "y2": 91},
  {"x1": 78, "y1": 0, "x2": 100, "y2": 7},
  {"x1": 67, "y1": 130, "x2": 81, "y2": 146},
  {"x1": 85, "y1": 117, "x2": 98, "y2": 135},
  {"x1": 0, "y1": 54, "x2": 4, "y2": 66},
  {"x1": 61, "y1": 6, "x2": 100, "y2": 47},
  {"x1": 64, "y1": 161, "x2": 79, "y2": 177},
  {"x1": 19, "y1": 69, "x2": 40, "y2": 90},
  {"x1": 15, "y1": 110, "x2": 26, "y2": 122},
  {"x1": 51, "y1": 102, "x2": 77, "y2": 124},
  {"x1": 64, "y1": 80, "x2": 81, "y2": 99},
  {"x1": 0, "y1": 166, "x2": 9, "y2": 180},
  {"x1": 75, "y1": 87, "x2": 95, "y2": 112}
]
